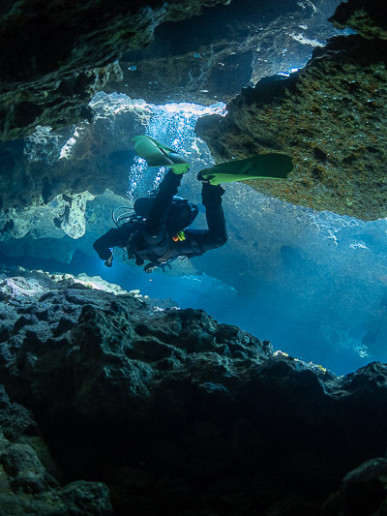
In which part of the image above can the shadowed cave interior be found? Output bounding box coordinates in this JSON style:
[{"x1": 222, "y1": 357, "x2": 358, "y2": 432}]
[{"x1": 0, "y1": 1, "x2": 387, "y2": 515}]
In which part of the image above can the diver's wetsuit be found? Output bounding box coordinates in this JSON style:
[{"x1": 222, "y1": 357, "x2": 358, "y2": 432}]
[{"x1": 93, "y1": 170, "x2": 227, "y2": 270}]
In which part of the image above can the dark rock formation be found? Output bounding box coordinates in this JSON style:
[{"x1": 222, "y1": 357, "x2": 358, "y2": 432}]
[
  {"x1": 196, "y1": 31, "x2": 387, "y2": 220},
  {"x1": 330, "y1": 0, "x2": 387, "y2": 40},
  {"x1": 105, "y1": 0, "x2": 340, "y2": 105},
  {"x1": 1, "y1": 268, "x2": 387, "y2": 514},
  {"x1": 322, "y1": 458, "x2": 387, "y2": 515},
  {"x1": 0, "y1": 0, "x2": 229, "y2": 140},
  {"x1": 0, "y1": 383, "x2": 112, "y2": 515}
]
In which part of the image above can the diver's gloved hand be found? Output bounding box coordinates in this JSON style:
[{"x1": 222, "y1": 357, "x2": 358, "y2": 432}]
[
  {"x1": 144, "y1": 263, "x2": 158, "y2": 274},
  {"x1": 104, "y1": 255, "x2": 113, "y2": 267},
  {"x1": 197, "y1": 170, "x2": 210, "y2": 183}
]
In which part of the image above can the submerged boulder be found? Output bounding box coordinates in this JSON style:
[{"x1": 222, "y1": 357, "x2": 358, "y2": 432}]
[
  {"x1": 1, "y1": 268, "x2": 387, "y2": 514},
  {"x1": 322, "y1": 457, "x2": 387, "y2": 515},
  {"x1": 0, "y1": 383, "x2": 112, "y2": 516}
]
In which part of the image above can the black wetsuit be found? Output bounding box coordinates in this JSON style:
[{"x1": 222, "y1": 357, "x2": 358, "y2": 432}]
[{"x1": 93, "y1": 170, "x2": 227, "y2": 271}]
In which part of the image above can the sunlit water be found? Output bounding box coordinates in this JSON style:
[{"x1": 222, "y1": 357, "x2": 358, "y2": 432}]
[{"x1": 7, "y1": 93, "x2": 387, "y2": 375}]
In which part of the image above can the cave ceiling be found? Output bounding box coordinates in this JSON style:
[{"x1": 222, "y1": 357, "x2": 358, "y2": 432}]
[
  {"x1": 0, "y1": 0, "x2": 231, "y2": 141},
  {"x1": 0, "y1": 0, "x2": 386, "y2": 235}
]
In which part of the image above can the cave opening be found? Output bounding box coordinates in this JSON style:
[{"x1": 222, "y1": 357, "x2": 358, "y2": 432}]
[{"x1": 1, "y1": 1, "x2": 387, "y2": 515}]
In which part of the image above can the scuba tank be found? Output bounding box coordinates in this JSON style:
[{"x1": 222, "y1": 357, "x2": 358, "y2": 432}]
[
  {"x1": 112, "y1": 206, "x2": 137, "y2": 228},
  {"x1": 111, "y1": 206, "x2": 145, "y2": 264}
]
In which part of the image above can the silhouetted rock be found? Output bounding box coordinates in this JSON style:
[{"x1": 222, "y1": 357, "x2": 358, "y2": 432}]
[
  {"x1": 0, "y1": 382, "x2": 112, "y2": 515},
  {"x1": 322, "y1": 457, "x2": 387, "y2": 515},
  {"x1": 1, "y1": 268, "x2": 387, "y2": 514},
  {"x1": 330, "y1": 0, "x2": 387, "y2": 39}
]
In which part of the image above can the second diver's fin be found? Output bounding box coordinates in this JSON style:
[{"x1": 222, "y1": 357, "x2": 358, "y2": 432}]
[
  {"x1": 131, "y1": 135, "x2": 190, "y2": 174},
  {"x1": 198, "y1": 153, "x2": 293, "y2": 185}
]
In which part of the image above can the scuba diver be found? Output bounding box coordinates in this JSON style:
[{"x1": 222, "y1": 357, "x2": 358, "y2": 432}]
[{"x1": 93, "y1": 135, "x2": 293, "y2": 273}]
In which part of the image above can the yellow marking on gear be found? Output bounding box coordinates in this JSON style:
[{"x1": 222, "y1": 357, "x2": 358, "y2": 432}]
[{"x1": 172, "y1": 230, "x2": 186, "y2": 242}]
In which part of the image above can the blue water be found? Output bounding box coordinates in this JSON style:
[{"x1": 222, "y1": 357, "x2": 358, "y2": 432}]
[
  {"x1": 2, "y1": 95, "x2": 387, "y2": 377},
  {"x1": 2, "y1": 236, "x2": 386, "y2": 377}
]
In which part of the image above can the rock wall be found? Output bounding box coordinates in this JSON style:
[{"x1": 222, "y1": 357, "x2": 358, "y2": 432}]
[
  {"x1": 0, "y1": 383, "x2": 112, "y2": 515},
  {"x1": 1, "y1": 268, "x2": 387, "y2": 514},
  {"x1": 0, "y1": 0, "x2": 228, "y2": 140},
  {"x1": 106, "y1": 0, "x2": 341, "y2": 106},
  {"x1": 196, "y1": 2, "x2": 387, "y2": 220}
]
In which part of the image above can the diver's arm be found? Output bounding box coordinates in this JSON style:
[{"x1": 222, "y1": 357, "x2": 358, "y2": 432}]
[{"x1": 93, "y1": 227, "x2": 129, "y2": 260}]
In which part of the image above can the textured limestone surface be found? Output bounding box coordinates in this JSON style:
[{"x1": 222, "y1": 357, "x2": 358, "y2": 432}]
[
  {"x1": 330, "y1": 0, "x2": 387, "y2": 40},
  {"x1": 0, "y1": 383, "x2": 112, "y2": 515},
  {"x1": 196, "y1": 34, "x2": 387, "y2": 220},
  {"x1": 0, "y1": 99, "x2": 146, "y2": 241},
  {"x1": 106, "y1": 0, "x2": 340, "y2": 106},
  {"x1": 1, "y1": 0, "x2": 386, "y2": 226},
  {"x1": 1, "y1": 268, "x2": 387, "y2": 514},
  {"x1": 0, "y1": 0, "x2": 228, "y2": 140},
  {"x1": 0, "y1": 191, "x2": 95, "y2": 240}
]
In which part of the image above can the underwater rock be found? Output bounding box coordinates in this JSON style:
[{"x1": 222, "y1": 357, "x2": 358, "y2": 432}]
[
  {"x1": 0, "y1": 383, "x2": 113, "y2": 516},
  {"x1": 330, "y1": 0, "x2": 387, "y2": 40},
  {"x1": 196, "y1": 34, "x2": 387, "y2": 220},
  {"x1": 0, "y1": 95, "x2": 144, "y2": 210},
  {"x1": 106, "y1": 0, "x2": 341, "y2": 106},
  {"x1": 1, "y1": 268, "x2": 387, "y2": 514},
  {"x1": 0, "y1": 0, "x2": 228, "y2": 140},
  {"x1": 0, "y1": 103, "x2": 145, "y2": 240},
  {"x1": 322, "y1": 457, "x2": 387, "y2": 515},
  {"x1": 0, "y1": 191, "x2": 95, "y2": 242}
]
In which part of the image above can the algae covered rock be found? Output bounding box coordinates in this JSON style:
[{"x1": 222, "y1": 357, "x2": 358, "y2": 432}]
[
  {"x1": 330, "y1": 0, "x2": 387, "y2": 40},
  {"x1": 196, "y1": 34, "x2": 387, "y2": 221}
]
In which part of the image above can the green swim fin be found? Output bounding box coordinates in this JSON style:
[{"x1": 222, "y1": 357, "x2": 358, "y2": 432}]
[
  {"x1": 131, "y1": 135, "x2": 190, "y2": 174},
  {"x1": 198, "y1": 153, "x2": 293, "y2": 185}
]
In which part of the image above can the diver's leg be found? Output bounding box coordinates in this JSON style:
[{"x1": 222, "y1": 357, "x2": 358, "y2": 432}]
[
  {"x1": 144, "y1": 169, "x2": 182, "y2": 244},
  {"x1": 201, "y1": 182, "x2": 227, "y2": 248}
]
